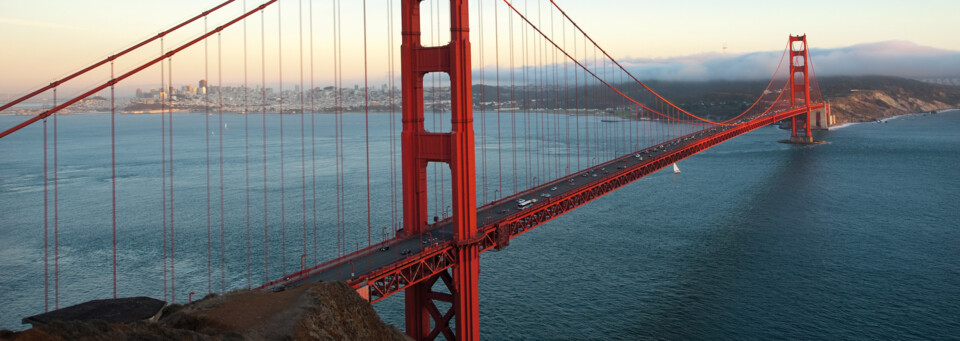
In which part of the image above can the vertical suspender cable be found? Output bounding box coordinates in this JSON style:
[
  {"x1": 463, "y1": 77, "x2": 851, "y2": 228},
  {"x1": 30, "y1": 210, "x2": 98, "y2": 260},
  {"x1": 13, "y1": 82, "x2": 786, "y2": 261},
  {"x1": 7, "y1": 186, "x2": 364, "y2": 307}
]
[
  {"x1": 333, "y1": 0, "x2": 340, "y2": 258},
  {"x1": 334, "y1": 0, "x2": 344, "y2": 258},
  {"x1": 438, "y1": 0, "x2": 445, "y2": 219},
  {"x1": 509, "y1": 9, "x2": 517, "y2": 194},
  {"x1": 534, "y1": 3, "x2": 553, "y2": 183},
  {"x1": 205, "y1": 17, "x2": 212, "y2": 294},
  {"x1": 338, "y1": 0, "x2": 345, "y2": 255},
  {"x1": 218, "y1": 32, "x2": 226, "y2": 293},
  {"x1": 244, "y1": 0, "x2": 251, "y2": 289},
  {"x1": 388, "y1": 0, "x2": 398, "y2": 234},
  {"x1": 430, "y1": 0, "x2": 439, "y2": 219},
  {"x1": 478, "y1": 0, "x2": 486, "y2": 204},
  {"x1": 363, "y1": 0, "x2": 372, "y2": 247},
  {"x1": 335, "y1": 0, "x2": 342, "y2": 257},
  {"x1": 529, "y1": 1, "x2": 536, "y2": 188},
  {"x1": 530, "y1": 0, "x2": 536, "y2": 184},
  {"x1": 43, "y1": 96, "x2": 49, "y2": 312},
  {"x1": 521, "y1": 1, "x2": 530, "y2": 188},
  {"x1": 299, "y1": 0, "x2": 308, "y2": 264},
  {"x1": 279, "y1": 0, "x2": 287, "y2": 277},
  {"x1": 495, "y1": 0, "x2": 503, "y2": 199},
  {"x1": 537, "y1": 1, "x2": 543, "y2": 179},
  {"x1": 111, "y1": 61, "x2": 117, "y2": 299},
  {"x1": 309, "y1": 0, "x2": 318, "y2": 265},
  {"x1": 331, "y1": 0, "x2": 341, "y2": 259},
  {"x1": 53, "y1": 88, "x2": 59, "y2": 309},
  {"x1": 537, "y1": 0, "x2": 543, "y2": 185},
  {"x1": 573, "y1": 23, "x2": 579, "y2": 171},
  {"x1": 593, "y1": 46, "x2": 598, "y2": 162},
  {"x1": 168, "y1": 57, "x2": 175, "y2": 304},
  {"x1": 560, "y1": 7, "x2": 569, "y2": 175},
  {"x1": 261, "y1": 8, "x2": 269, "y2": 282},
  {"x1": 160, "y1": 39, "x2": 168, "y2": 302},
  {"x1": 551, "y1": 4, "x2": 560, "y2": 178},
  {"x1": 583, "y1": 35, "x2": 589, "y2": 167}
]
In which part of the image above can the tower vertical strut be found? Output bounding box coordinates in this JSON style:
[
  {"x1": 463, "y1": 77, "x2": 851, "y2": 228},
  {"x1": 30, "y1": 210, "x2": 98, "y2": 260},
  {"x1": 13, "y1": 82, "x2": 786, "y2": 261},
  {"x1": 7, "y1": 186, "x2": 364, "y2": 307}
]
[
  {"x1": 789, "y1": 34, "x2": 814, "y2": 143},
  {"x1": 400, "y1": 0, "x2": 479, "y2": 340}
]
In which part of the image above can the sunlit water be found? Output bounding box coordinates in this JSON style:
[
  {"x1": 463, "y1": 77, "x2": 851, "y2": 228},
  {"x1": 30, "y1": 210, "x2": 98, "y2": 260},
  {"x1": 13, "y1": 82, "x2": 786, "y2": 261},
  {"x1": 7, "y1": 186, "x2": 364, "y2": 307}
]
[{"x1": 1, "y1": 110, "x2": 958, "y2": 339}]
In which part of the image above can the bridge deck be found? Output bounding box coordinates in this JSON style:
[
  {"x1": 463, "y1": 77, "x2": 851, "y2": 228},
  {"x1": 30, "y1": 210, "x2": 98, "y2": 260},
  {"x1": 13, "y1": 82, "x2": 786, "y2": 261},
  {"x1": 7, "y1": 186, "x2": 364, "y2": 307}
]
[{"x1": 261, "y1": 105, "x2": 823, "y2": 301}]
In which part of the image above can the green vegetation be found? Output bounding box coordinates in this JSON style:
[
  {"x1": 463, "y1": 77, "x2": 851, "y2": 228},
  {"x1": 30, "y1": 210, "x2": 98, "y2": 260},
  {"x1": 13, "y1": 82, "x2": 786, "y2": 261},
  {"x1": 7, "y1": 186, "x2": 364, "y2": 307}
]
[{"x1": 472, "y1": 76, "x2": 960, "y2": 122}]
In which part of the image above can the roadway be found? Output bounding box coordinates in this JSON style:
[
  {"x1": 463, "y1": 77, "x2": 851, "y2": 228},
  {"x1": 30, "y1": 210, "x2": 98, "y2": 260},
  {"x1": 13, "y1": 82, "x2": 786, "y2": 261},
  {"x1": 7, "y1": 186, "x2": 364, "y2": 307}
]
[{"x1": 267, "y1": 122, "x2": 740, "y2": 291}]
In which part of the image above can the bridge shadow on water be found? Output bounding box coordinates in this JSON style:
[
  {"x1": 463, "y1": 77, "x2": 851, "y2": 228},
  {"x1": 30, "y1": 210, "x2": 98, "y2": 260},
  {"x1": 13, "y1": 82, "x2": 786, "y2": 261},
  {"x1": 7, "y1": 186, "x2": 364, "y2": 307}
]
[{"x1": 617, "y1": 135, "x2": 837, "y2": 340}]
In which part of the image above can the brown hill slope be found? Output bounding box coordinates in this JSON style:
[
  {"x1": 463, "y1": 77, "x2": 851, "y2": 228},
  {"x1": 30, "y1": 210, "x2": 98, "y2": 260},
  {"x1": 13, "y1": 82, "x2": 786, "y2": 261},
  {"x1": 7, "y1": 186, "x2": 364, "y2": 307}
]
[
  {"x1": 818, "y1": 76, "x2": 960, "y2": 124},
  {"x1": 2, "y1": 282, "x2": 410, "y2": 341}
]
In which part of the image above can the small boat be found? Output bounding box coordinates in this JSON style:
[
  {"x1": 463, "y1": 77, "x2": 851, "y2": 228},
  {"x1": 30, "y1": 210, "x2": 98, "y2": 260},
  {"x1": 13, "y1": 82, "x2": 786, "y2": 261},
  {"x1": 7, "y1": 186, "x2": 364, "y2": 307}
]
[{"x1": 673, "y1": 163, "x2": 680, "y2": 174}]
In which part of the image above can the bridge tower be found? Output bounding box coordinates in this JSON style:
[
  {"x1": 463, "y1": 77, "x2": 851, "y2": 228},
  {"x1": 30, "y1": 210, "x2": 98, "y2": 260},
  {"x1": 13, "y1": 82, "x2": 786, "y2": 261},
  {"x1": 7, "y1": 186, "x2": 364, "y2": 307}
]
[
  {"x1": 400, "y1": 0, "x2": 479, "y2": 340},
  {"x1": 788, "y1": 34, "x2": 814, "y2": 143}
]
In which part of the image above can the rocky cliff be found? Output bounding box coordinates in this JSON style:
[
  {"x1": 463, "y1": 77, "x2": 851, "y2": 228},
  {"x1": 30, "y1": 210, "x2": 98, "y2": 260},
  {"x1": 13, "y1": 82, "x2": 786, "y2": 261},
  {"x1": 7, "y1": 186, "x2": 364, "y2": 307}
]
[
  {"x1": 1, "y1": 282, "x2": 411, "y2": 341},
  {"x1": 819, "y1": 76, "x2": 960, "y2": 124}
]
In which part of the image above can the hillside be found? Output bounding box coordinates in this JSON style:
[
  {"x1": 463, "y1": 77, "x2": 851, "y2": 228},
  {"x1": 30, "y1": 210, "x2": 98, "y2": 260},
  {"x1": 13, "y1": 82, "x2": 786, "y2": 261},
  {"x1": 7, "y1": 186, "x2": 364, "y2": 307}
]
[
  {"x1": 817, "y1": 76, "x2": 960, "y2": 124},
  {"x1": 472, "y1": 76, "x2": 960, "y2": 125},
  {"x1": 1, "y1": 282, "x2": 410, "y2": 341},
  {"x1": 634, "y1": 76, "x2": 960, "y2": 124}
]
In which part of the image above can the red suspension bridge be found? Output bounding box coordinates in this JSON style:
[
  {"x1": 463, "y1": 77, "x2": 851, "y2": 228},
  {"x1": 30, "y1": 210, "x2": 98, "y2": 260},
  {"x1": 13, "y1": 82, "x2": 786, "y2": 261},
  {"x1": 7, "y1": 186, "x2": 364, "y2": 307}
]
[{"x1": 0, "y1": 0, "x2": 829, "y2": 340}]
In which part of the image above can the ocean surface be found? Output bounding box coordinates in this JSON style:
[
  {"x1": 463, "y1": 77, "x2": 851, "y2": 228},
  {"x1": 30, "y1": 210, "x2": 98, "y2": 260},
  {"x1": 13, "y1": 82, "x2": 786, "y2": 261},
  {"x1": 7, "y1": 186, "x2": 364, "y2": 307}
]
[{"x1": 1, "y1": 110, "x2": 958, "y2": 339}]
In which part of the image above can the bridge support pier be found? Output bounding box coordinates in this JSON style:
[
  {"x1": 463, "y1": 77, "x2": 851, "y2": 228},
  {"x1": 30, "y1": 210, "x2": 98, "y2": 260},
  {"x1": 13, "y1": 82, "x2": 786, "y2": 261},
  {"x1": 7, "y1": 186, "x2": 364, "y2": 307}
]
[
  {"x1": 788, "y1": 114, "x2": 815, "y2": 144},
  {"x1": 400, "y1": 1, "x2": 478, "y2": 340}
]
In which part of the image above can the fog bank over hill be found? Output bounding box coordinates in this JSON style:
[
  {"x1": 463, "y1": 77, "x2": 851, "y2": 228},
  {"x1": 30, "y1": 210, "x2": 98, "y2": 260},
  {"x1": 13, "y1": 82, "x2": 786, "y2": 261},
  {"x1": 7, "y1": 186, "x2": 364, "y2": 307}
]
[{"x1": 613, "y1": 41, "x2": 960, "y2": 82}]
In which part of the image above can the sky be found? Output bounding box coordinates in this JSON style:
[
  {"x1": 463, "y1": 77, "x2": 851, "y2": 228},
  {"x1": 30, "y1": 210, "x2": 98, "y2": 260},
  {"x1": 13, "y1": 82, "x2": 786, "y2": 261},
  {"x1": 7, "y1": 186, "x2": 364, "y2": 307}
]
[{"x1": 1, "y1": 0, "x2": 958, "y2": 98}]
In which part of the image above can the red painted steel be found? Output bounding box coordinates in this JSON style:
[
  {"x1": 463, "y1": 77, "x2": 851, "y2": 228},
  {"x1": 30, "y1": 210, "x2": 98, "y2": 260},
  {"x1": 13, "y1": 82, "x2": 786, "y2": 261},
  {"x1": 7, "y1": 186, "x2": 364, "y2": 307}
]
[
  {"x1": 400, "y1": 1, "x2": 478, "y2": 340},
  {"x1": 0, "y1": 0, "x2": 830, "y2": 334},
  {"x1": 789, "y1": 35, "x2": 813, "y2": 142},
  {"x1": 356, "y1": 104, "x2": 825, "y2": 307},
  {"x1": 0, "y1": 0, "x2": 278, "y2": 139},
  {"x1": 253, "y1": 30, "x2": 825, "y2": 341},
  {"x1": 0, "y1": 0, "x2": 237, "y2": 115}
]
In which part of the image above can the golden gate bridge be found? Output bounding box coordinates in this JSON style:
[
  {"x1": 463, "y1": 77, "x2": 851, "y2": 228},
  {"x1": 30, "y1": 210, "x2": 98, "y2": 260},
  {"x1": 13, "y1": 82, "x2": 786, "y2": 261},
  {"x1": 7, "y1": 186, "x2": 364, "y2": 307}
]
[{"x1": 0, "y1": 1, "x2": 829, "y2": 339}]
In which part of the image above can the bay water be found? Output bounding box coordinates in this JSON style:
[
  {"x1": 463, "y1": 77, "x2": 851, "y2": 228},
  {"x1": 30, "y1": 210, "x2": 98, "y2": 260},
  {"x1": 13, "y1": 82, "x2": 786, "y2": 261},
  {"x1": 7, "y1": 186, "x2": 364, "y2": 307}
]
[{"x1": 1, "y1": 110, "x2": 958, "y2": 339}]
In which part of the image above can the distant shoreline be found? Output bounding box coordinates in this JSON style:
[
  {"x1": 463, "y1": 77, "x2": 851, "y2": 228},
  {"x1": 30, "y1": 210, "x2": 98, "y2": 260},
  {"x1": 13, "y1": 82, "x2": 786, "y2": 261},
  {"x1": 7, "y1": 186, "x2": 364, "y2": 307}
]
[{"x1": 829, "y1": 108, "x2": 958, "y2": 130}]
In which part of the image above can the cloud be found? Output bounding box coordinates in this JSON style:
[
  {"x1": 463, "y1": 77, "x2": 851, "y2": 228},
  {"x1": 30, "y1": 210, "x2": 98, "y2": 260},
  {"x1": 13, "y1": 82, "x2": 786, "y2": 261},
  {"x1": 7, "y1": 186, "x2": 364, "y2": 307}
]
[
  {"x1": 0, "y1": 17, "x2": 75, "y2": 30},
  {"x1": 623, "y1": 41, "x2": 960, "y2": 81},
  {"x1": 805, "y1": 41, "x2": 960, "y2": 79},
  {"x1": 472, "y1": 41, "x2": 960, "y2": 82}
]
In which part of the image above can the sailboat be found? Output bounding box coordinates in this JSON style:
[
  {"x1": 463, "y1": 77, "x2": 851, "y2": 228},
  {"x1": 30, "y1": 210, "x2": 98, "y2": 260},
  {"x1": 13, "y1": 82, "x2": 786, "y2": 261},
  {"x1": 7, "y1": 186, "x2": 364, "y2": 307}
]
[{"x1": 673, "y1": 163, "x2": 680, "y2": 174}]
